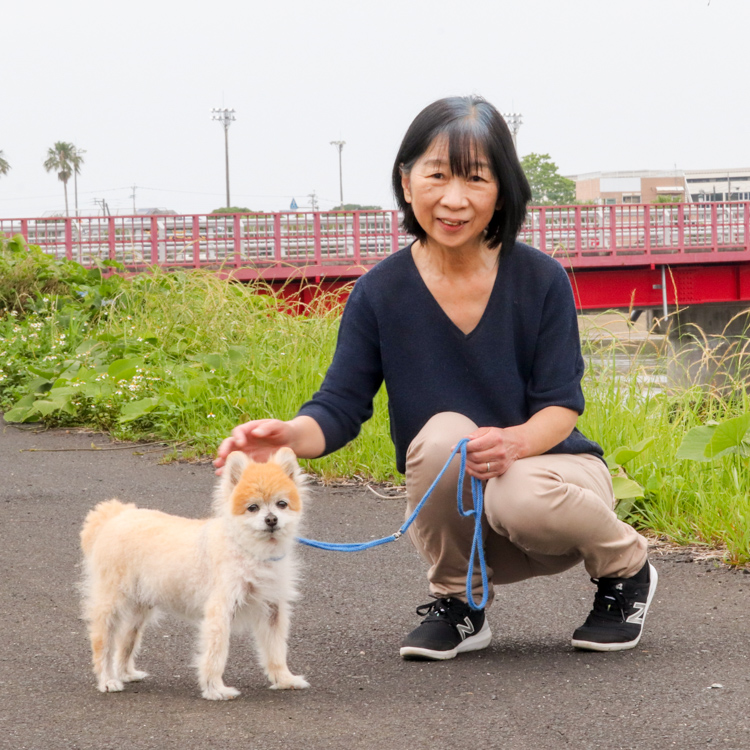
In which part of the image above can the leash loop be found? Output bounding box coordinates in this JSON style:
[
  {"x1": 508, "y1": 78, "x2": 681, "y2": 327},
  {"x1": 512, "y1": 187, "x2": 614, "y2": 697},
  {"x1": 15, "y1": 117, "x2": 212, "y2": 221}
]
[{"x1": 296, "y1": 438, "x2": 489, "y2": 610}]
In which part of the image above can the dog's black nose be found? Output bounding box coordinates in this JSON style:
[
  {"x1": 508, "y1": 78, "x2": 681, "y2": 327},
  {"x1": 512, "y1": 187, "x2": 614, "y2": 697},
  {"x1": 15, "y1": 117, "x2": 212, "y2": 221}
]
[{"x1": 265, "y1": 514, "x2": 278, "y2": 528}]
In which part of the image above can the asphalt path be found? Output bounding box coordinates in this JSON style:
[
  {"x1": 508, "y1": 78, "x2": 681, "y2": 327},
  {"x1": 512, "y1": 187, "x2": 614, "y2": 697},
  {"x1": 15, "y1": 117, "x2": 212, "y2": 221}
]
[{"x1": 1, "y1": 415, "x2": 749, "y2": 750}]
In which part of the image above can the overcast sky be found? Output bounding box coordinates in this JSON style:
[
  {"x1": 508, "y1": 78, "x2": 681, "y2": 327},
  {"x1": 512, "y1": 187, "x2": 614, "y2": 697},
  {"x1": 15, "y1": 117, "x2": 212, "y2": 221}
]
[{"x1": 1, "y1": 0, "x2": 748, "y2": 219}]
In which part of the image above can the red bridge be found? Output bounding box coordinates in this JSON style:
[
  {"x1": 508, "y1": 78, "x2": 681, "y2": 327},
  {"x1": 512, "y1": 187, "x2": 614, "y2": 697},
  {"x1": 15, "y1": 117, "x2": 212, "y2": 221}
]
[{"x1": 3, "y1": 202, "x2": 750, "y2": 313}]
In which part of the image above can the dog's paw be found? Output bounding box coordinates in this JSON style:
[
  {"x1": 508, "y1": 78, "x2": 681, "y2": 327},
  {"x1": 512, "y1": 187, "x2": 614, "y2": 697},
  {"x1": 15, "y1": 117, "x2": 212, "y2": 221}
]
[
  {"x1": 99, "y1": 679, "x2": 125, "y2": 693},
  {"x1": 122, "y1": 670, "x2": 149, "y2": 683},
  {"x1": 202, "y1": 685, "x2": 241, "y2": 701},
  {"x1": 270, "y1": 674, "x2": 310, "y2": 690}
]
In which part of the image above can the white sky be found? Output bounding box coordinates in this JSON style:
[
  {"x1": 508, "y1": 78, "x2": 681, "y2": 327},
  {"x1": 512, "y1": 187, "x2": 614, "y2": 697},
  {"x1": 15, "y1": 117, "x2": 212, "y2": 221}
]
[{"x1": 1, "y1": 0, "x2": 748, "y2": 218}]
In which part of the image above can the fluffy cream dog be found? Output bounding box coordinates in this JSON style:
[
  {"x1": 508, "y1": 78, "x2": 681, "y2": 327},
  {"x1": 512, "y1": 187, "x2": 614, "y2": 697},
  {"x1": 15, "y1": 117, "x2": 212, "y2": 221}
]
[{"x1": 80, "y1": 448, "x2": 310, "y2": 700}]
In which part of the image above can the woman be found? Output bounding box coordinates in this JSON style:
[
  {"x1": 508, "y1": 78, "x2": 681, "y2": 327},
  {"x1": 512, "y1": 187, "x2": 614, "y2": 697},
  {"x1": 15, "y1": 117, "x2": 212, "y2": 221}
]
[{"x1": 214, "y1": 96, "x2": 656, "y2": 661}]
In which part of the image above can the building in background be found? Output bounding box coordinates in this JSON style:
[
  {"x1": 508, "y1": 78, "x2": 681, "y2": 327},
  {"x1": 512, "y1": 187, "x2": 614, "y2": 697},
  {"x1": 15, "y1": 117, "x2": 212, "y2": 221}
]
[
  {"x1": 685, "y1": 168, "x2": 750, "y2": 202},
  {"x1": 570, "y1": 168, "x2": 750, "y2": 204}
]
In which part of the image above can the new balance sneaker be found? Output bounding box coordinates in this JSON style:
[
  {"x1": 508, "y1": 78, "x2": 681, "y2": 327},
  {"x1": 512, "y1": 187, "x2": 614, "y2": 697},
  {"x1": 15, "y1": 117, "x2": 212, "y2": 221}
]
[
  {"x1": 571, "y1": 560, "x2": 658, "y2": 652},
  {"x1": 400, "y1": 597, "x2": 491, "y2": 660}
]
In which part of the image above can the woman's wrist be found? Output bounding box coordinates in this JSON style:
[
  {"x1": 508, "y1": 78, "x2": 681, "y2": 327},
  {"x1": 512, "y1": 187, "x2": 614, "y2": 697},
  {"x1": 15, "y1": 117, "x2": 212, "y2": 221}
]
[
  {"x1": 500, "y1": 425, "x2": 529, "y2": 461},
  {"x1": 514, "y1": 407, "x2": 578, "y2": 458},
  {"x1": 286, "y1": 416, "x2": 326, "y2": 459}
]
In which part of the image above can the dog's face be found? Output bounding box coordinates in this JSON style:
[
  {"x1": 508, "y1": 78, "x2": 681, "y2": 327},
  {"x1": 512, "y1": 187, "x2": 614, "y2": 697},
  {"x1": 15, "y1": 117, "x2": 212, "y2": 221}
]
[{"x1": 215, "y1": 448, "x2": 306, "y2": 549}]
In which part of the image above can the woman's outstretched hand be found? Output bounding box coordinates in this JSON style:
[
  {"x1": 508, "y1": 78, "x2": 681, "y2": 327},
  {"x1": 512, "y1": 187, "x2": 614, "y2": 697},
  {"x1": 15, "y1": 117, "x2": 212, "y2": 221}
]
[{"x1": 213, "y1": 416, "x2": 325, "y2": 474}]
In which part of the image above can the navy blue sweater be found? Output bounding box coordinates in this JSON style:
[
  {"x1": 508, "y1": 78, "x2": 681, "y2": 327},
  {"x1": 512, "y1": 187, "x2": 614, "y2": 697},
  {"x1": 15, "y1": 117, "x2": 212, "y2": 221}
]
[{"x1": 297, "y1": 242, "x2": 603, "y2": 473}]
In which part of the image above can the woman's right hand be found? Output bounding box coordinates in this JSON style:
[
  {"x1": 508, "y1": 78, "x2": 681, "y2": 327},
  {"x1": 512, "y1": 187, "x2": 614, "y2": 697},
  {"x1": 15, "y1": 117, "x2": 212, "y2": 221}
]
[{"x1": 213, "y1": 416, "x2": 325, "y2": 474}]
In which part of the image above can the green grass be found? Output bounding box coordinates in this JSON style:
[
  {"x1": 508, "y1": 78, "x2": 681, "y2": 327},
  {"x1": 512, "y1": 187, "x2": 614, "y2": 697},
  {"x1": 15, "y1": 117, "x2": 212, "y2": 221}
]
[{"x1": 1, "y1": 237, "x2": 749, "y2": 564}]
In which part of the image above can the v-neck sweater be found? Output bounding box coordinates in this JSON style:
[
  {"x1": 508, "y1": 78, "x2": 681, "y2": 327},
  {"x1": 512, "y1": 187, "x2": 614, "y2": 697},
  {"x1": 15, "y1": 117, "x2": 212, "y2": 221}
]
[{"x1": 297, "y1": 241, "x2": 603, "y2": 473}]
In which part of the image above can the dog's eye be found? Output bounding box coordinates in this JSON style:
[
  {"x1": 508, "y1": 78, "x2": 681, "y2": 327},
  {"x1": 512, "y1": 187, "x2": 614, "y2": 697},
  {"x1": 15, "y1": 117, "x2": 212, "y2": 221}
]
[
  {"x1": 276, "y1": 500, "x2": 288, "y2": 509},
  {"x1": 246, "y1": 504, "x2": 260, "y2": 513}
]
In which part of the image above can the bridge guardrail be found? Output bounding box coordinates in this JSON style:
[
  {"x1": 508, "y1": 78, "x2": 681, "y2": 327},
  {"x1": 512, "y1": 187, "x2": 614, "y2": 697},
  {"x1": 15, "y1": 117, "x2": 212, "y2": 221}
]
[{"x1": 1, "y1": 202, "x2": 749, "y2": 275}]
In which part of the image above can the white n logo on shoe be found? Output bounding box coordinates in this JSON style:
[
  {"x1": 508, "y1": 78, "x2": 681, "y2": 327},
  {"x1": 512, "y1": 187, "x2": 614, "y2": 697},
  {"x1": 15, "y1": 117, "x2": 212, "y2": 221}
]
[
  {"x1": 626, "y1": 601, "x2": 647, "y2": 625},
  {"x1": 456, "y1": 617, "x2": 475, "y2": 640}
]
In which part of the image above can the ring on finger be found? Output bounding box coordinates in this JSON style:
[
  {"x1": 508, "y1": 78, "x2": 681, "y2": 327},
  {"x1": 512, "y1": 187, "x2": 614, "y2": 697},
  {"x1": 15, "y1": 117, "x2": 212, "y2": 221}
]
[{"x1": 486, "y1": 462, "x2": 491, "y2": 473}]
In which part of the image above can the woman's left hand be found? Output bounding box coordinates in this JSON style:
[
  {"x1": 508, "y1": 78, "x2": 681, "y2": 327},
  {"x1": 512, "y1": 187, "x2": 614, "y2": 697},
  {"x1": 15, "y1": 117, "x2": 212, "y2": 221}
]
[
  {"x1": 461, "y1": 426, "x2": 523, "y2": 479},
  {"x1": 459, "y1": 407, "x2": 579, "y2": 479}
]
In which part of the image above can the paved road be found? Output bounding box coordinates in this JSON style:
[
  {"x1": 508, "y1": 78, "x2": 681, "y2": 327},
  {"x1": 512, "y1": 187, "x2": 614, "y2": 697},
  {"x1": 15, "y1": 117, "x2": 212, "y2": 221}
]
[{"x1": 1, "y1": 415, "x2": 749, "y2": 750}]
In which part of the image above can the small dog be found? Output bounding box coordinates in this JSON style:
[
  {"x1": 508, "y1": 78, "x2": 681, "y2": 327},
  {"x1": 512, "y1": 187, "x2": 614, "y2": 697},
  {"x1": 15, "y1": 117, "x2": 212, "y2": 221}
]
[{"x1": 79, "y1": 448, "x2": 310, "y2": 700}]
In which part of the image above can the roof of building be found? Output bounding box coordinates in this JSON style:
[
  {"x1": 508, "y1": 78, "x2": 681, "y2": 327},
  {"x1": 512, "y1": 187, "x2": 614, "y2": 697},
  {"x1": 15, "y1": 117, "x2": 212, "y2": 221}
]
[{"x1": 568, "y1": 168, "x2": 750, "y2": 181}]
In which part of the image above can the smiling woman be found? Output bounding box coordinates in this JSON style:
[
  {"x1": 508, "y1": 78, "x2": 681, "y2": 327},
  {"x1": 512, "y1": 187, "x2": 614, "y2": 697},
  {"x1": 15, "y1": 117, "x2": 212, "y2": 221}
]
[
  {"x1": 392, "y1": 96, "x2": 529, "y2": 255},
  {"x1": 398, "y1": 135, "x2": 503, "y2": 336},
  {"x1": 400, "y1": 135, "x2": 499, "y2": 257},
  {"x1": 216, "y1": 95, "x2": 657, "y2": 664}
]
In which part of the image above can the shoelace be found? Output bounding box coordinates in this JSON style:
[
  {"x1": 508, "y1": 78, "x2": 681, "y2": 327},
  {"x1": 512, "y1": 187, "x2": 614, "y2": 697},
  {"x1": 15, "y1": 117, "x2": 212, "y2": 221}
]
[
  {"x1": 590, "y1": 579, "x2": 634, "y2": 621},
  {"x1": 415, "y1": 598, "x2": 468, "y2": 625}
]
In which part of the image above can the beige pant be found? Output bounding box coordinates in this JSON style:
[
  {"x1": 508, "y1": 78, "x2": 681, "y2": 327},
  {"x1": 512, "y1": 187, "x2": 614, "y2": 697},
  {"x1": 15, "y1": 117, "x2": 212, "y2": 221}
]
[{"x1": 405, "y1": 412, "x2": 648, "y2": 605}]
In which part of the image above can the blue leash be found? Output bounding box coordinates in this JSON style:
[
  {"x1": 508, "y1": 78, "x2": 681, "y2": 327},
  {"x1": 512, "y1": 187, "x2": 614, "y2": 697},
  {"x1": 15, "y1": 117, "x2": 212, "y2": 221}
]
[{"x1": 296, "y1": 437, "x2": 489, "y2": 611}]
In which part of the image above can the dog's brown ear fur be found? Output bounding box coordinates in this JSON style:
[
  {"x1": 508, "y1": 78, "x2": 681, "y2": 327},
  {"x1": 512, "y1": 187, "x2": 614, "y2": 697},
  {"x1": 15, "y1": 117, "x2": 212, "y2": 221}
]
[
  {"x1": 213, "y1": 452, "x2": 251, "y2": 511},
  {"x1": 270, "y1": 448, "x2": 309, "y2": 498},
  {"x1": 270, "y1": 447, "x2": 301, "y2": 480},
  {"x1": 226, "y1": 451, "x2": 252, "y2": 483}
]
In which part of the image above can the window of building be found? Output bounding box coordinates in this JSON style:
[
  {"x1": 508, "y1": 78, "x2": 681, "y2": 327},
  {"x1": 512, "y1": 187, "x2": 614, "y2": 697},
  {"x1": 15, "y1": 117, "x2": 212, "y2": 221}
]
[{"x1": 622, "y1": 195, "x2": 641, "y2": 203}]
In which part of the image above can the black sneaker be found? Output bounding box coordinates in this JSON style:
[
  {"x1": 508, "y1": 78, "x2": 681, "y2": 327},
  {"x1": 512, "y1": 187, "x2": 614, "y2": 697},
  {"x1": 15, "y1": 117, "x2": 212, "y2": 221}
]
[
  {"x1": 571, "y1": 560, "x2": 658, "y2": 652},
  {"x1": 400, "y1": 597, "x2": 491, "y2": 660}
]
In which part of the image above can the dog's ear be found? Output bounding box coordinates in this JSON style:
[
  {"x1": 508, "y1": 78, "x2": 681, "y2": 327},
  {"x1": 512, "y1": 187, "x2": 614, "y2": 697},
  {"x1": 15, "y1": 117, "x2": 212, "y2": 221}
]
[
  {"x1": 270, "y1": 447, "x2": 301, "y2": 480},
  {"x1": 224, "y1": 451, "x2": 252, "y2": 490},
  {"x1": 213, "y1": 451, "x2": 252, "y2": 513}
]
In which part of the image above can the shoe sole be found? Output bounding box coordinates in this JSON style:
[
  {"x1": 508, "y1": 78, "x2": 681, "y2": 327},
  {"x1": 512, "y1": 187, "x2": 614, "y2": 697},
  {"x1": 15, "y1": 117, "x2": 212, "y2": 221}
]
[
  {"x1": 400, "y1": 620, "x2": 492, "y2": 661},
  {"x1": 571, "y1": 563, "x2": 659, "y2": 652}
]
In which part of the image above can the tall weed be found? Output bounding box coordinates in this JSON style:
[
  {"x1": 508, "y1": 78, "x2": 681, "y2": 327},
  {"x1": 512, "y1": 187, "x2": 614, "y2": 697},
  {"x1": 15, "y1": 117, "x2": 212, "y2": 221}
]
[{"x1": 579, "y1": 312, "x2": 750, "y2": 565}]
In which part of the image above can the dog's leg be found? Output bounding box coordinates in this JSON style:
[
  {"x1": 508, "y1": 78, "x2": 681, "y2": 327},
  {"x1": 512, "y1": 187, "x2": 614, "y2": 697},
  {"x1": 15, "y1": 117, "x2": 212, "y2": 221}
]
[
  {"x1": 196, "y1": 598, "x2": 240, "y2": 700},
  {"x1": 115, "y1": 604, "x2": 151, "y2": 683},
  {"x1": 87, "y1": 595, "x2": 126, "y2": 693},
  {"x1": 254, "y1": 601, "x2": 309, "y2": 690}
]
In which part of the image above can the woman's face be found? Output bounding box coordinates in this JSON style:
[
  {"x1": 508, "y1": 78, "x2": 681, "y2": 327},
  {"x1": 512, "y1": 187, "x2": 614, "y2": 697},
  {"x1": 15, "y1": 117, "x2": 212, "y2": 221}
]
[{"x1": 401, "y1": 134, "x2": 499, "y2": 253}]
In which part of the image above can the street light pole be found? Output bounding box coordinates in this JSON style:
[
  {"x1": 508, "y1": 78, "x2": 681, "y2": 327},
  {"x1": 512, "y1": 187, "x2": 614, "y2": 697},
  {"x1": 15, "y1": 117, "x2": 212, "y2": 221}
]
[
  {"x1": 211, "y1": 108, "x2": 236, "y2": 208},
  {"x1": 330, "y1": 140, "x2": 345, "y2": 206},
  {"x1": 503, "y1": 112, "x2": 523, "y2": 151},
  {"x1": 72, "y1": 146, "x2": 86, "y2": 218}
]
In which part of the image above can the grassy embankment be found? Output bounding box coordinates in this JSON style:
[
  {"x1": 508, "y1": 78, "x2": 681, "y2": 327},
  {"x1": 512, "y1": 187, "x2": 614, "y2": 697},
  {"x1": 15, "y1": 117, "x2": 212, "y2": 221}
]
[{"x1": 1, "y1": 235, "x2": 748, "y2": 564}]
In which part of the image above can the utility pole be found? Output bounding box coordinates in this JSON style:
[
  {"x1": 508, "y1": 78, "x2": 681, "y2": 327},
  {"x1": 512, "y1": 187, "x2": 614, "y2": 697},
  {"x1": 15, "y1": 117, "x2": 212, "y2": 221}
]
[
  {"x1": 330, "y1": 140, "x2": 345, "y2": 206},
  {"x1": 94, "y1": 198, "x2": 110, "y2": 216},
  {"x1": 129, "y1": 185, "x2": 137, "y2": 214},
  {"x1": 502, "y1": 113, "x2": 523, "y2": 151},
  {"x1": 211, "y1": 108, "x2": 236, "y2": 208},
  {"x1": 308, "y1": 190, "x2": 319, "y2": 211}
]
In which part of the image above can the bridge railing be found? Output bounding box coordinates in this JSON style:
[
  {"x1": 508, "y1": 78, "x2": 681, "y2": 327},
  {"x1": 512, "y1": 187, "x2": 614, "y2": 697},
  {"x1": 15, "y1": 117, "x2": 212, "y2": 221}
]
[
  {"x1": 523, "y1": 202, "x2": 750, "y2": 267},
  {"x1": 0, "y1": 210, "x2": 408, "y2": 277},
  {"x1": 2, "y1": 202, "x2": 749, "y2": 276}
]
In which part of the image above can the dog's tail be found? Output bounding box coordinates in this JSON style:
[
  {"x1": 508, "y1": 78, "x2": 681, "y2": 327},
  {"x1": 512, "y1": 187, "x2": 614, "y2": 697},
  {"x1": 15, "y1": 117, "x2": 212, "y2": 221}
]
[{"x1": 80, "y1": 499, "x2": 135, "y2": 556}]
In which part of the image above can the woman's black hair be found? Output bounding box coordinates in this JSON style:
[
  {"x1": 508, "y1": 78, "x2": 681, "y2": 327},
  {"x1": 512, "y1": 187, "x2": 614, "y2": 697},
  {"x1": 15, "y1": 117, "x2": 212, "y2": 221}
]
[{"x1": 392, "y1": 95, "x2": 531, "y2": 254}]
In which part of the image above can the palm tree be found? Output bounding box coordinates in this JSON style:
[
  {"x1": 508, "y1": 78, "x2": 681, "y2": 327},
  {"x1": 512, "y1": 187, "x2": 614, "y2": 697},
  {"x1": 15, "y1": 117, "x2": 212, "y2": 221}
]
[
  {"x1": 44, "y1": 141, "x2": 79, "y2": 216},
  {"x1": 0, "y1": 150, "x2": 10, "y2": 177}
]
